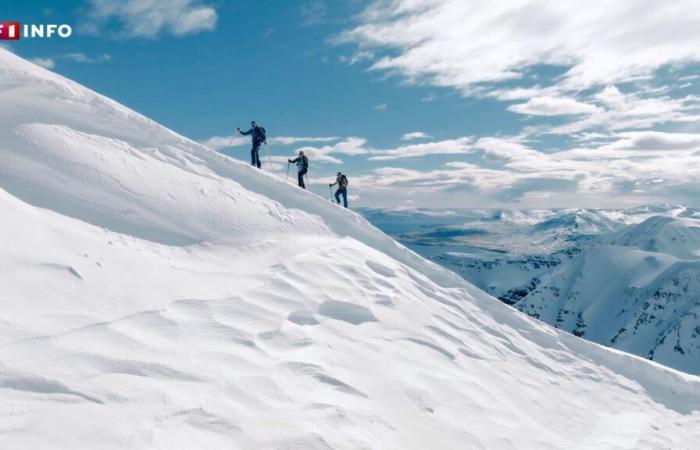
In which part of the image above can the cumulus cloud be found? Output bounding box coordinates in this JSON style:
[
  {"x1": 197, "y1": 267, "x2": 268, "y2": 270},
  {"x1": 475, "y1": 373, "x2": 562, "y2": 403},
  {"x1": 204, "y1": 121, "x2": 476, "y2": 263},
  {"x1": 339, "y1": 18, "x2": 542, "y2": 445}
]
[
  {"x1": 337, "y1": 130, "x2": 700, "y2": 206},
  {"x1": 339, "y1": 0, "x2": 700, "y2": 93},
  {"x1": 600, "y1": 131, "x2": 700, "y2": 152},
  {"x1": 545, "y1": 87, "x2": 700, "y2": 136},
  {"x1": 296, "y1": 137, "x2": 372, "y2": 163},
  {"x1": 200, "y1": 135, "x2": 249, "y2": 150},
  {"x1": 270, "y1": 136, "x2": 339, "y2": 146},
  {"x1": 508, "y1": 96, "x2": 602, "y2": 116},
  {"x1": 401, "y1": 131, "x2": 432, "y2": 140},
  {"x1": 86, "y1": 0, "x2": 217, "y2": 38},
  {"x1": 328, "y1": 1, "x2": 700, "y2": 207},
  {"x1": 201, "y1": 135, "x2": 340, "y2": 151},
  {"x1": 369, "y1": 137, "x2": 473, "y2": 160},
  {"x1": 30, "y1": 58, "x2": 55, "y2": 69},
  {"x1": 337, "y1": 0, "x2": 700, "y2": 137},
  {"x1": 26, "y1": 52, "x2": 112, "y2": 70},
  {"x1": 63, "y1": 52, "x2": 112, "y2": 63}
]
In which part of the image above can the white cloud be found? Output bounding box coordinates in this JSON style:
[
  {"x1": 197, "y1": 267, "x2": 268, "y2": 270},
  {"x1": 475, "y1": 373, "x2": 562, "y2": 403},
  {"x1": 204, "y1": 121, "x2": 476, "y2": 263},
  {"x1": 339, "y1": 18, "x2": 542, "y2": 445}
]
[
  {"x1": 301, "y1": 1, "x2": 327, "y2": 26},
  {"x1": 508, "y1": 96, "x2": 602, "y2": 116},
  {"x1": 369, "y1": 137, "x2": 473, "y2": 161},
  {"x1": 401, "y1": 131, "x2": 431, "y2": 140},
  {"x1": 597, "y1": 131, "x2": 700, "y2": 152},
  {"x1": 338, "y1": 50, "x2": 374, "y2": 65},
  {"x1": 269, "y1": 136, "x2": 339, "y2": 146},
  {"x1": 30, "y1": 58, "x2": 55, "y2": 69},
  {"x1": 545, "y1": 87, "x2": 700, "y2": 136},
  {"x1": 333, "y1": 130, "x2": 700, "y2": 207},
  {"x1": 374, "y1": 103, "x2": 388, "y2": 111},
  {"x1": 201, "y1": 135, "x2": 340, "y2": 150},
  {"x1": 339, "y1": 0, "x2": 700, "y2": 93},
  {"x1": 63, "y1": 52, "x2": 112, "y2": 63},
  {"x1": 296, "y1": 137, "x2": 372, "y2": 163},
  {"x1": 25, "y1": 52, "x2": 112, "y2": 71},
  {"x1": 344, "y1": 4, "x2": 700, "y2": 133},
  {"x1": 86, "y1": 0, "x2": 217, "y2": 38},
  {"x1": 200, "y1": 135, "x2": 249, "y2": 150}
]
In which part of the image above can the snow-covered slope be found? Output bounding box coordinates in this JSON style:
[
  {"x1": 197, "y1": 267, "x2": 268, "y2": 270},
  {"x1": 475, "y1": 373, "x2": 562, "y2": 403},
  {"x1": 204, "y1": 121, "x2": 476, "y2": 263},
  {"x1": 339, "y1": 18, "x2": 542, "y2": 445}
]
[
  {"x1": 610, "y1": 216, "x2": 700, "y2": 259},
  {"x1": 363, "y1": 207, "x2": 700, "y2": 376},
  {"x1": 518, "y1": 216, "x2": 700, "y2": 375},
  {"x1": 1, "y1": 48, "x2": 700, "y2": 449}
]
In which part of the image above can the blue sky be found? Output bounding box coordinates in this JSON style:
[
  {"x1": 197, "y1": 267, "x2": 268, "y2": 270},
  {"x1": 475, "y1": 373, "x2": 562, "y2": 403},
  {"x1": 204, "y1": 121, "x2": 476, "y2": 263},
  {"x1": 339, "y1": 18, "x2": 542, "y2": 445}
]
[{"x1": 3, "y1": 0, "x2": 700, "y2": 208}]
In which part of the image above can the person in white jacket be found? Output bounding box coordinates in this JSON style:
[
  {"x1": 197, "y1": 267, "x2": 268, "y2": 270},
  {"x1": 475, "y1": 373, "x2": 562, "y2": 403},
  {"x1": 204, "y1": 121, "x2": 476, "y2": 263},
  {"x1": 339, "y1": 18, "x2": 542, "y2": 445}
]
[{"x1": 288, "y1": 151, "x2": 309, "y2": 189}]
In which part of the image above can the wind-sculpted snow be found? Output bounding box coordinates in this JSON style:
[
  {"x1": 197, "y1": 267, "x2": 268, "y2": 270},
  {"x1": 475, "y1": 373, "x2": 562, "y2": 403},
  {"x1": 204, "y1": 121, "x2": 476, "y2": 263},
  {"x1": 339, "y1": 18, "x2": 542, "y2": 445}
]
[
  {"x1": 0, "y1": 48, "x2": 459, "y2": 288},
  {"x1": 1, "y1": 48, "x2": 700, "y2": 448}
]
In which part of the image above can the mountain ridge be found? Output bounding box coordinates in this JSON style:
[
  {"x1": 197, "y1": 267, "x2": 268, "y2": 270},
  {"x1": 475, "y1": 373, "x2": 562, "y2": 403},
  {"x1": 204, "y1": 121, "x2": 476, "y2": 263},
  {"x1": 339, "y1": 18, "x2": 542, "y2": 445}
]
[{"x1": 1, "y1": 48, "x2": 700, "y2": 449}]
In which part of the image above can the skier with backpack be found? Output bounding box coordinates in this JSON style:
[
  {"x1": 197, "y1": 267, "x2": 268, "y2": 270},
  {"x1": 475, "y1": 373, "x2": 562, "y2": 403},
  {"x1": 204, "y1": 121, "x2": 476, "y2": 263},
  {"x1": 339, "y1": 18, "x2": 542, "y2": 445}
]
[
  {"x1": 330, "y1": 172, "x2": 349, "y2": 208},
  {"x1": 237, "y1": 121, "x2": 267, "y2": 169},
  {"x1": 288, "y1": 150, "x2": 309, "y2": 189}
]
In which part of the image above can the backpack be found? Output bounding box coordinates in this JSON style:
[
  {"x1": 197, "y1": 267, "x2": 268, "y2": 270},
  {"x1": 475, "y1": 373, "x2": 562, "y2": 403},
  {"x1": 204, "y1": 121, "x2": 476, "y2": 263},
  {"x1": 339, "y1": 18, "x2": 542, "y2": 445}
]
[
  {"x1": 253, "y1": 126, "x2": 267, "y2": 142},
  {"x1": 339, "y1": 174, "x2": 348, "y2": 187},
  {"x1": 301, "y1": 155, "x2": 309, "y2": 171}
]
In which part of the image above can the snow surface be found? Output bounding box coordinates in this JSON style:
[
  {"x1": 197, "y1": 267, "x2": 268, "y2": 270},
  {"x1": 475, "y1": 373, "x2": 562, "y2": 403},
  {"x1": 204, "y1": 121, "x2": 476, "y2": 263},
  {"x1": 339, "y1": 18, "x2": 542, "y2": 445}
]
[
  {"x1": 1, "y1": 48, "x2": 700, "y2": 449},
  {"x1": 362, "y1": 207, "x2": 700, "y2": 377},
  {"x1": 519, "y1": 216, "x2": 700, "y2": 375}
]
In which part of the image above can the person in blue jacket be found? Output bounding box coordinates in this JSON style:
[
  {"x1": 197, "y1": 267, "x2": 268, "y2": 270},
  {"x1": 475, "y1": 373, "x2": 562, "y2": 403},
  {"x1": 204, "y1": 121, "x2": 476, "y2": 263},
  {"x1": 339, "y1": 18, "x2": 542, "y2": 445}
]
[
  {"x1": 330, "y1": 172, "x2": 349, "y2": 208},
  {"x1": 237, "y1": 121, "x2": 266, "y2": 169}
]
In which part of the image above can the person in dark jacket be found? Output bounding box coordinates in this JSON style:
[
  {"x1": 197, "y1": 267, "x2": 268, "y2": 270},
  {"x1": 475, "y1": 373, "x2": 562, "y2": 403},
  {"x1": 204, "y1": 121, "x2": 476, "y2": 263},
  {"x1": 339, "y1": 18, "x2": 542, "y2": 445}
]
[
  {"x1": 330, "y1": 172, "x2": 349, "y2": 208},
  {"x1": 237, "y1": 121, "x2": 266, "y2": 169},
  {"x1": 288, "y1": 151, "x2": 309, "y2": 189}
]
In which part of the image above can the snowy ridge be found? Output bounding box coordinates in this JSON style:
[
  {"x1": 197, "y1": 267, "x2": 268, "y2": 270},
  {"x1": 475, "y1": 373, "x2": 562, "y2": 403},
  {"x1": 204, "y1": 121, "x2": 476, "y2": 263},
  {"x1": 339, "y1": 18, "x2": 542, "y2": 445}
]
[
  {"x1": 367, "y1": 205, "x2": 700, "y2": 376},
  {"x1": 519, "y1": 216, "x2": 700, "y2": 374},
  {"x1": 1, "y1": 48, "x2": 700, "y2": 449},
  {"x1": 610, "y1": 216, "x2": 700, "y2": 259},
  {"x1": 0, "y1": 48, "x2": 458, "y2": 287}
]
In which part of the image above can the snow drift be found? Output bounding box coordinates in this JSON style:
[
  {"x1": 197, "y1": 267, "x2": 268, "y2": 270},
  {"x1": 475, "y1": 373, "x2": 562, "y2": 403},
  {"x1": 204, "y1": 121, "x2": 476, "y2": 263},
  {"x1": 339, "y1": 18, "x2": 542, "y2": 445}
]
[{"x1": 1, "y1": 48, "x2": 700, "y2": 449}]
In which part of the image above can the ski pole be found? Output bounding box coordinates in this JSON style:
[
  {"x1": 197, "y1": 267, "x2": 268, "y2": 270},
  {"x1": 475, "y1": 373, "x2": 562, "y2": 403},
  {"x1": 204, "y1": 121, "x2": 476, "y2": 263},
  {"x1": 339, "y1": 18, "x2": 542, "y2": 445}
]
[
  {"x1": 228, "y1": 129, "x2": 238, "y2": 147},
  {"x1": 265, "y1": 143, "x2": 273, "y2": 170},
  {"x1": 286, "y1": 162, "x2": 290, "y2": 181},
  {"x1": 329, "y1": 185, "x2": 333, "y2": 202}
]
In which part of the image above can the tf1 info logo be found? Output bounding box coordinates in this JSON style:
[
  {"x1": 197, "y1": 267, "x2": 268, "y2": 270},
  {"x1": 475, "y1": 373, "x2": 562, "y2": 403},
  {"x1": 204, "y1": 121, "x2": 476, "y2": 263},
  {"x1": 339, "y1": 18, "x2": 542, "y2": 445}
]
[{"x1": 0, "y1": 22, "x2": 73, "y2": 40}]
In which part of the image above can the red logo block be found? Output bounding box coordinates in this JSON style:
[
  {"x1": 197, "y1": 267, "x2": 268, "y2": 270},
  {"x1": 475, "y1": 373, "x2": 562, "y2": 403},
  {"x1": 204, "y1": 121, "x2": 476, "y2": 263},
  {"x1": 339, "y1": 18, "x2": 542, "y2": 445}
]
[{"x1": 0, "y1": 22, "x2": 21, "y2": 40}]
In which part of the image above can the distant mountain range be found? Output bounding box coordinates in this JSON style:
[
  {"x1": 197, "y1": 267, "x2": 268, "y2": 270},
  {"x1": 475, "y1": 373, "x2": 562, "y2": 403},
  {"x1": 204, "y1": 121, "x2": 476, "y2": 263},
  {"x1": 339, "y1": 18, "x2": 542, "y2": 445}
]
[{"x1": 360, "y1": 205, "x2": 700, "y2": 375}]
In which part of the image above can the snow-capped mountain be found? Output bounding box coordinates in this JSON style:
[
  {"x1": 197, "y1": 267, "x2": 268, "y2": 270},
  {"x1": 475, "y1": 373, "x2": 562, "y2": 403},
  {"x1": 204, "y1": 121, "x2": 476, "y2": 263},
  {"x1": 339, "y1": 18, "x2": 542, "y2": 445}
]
[
  {"x1": 2, "y1": 48, "x2": 700, "y2": 449},
  {"x1": 532, "y1": 209, "x2": 624, "y2": 235},
  {"x1": 361, "y1": 207, "x2": 700, "y2": 376},
  {"x1": 610, "y1": 215, "x2": 700, "y2": 259},
  {"x1": 519, "y1": 216, "x2": 700, "y2": 375}
]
